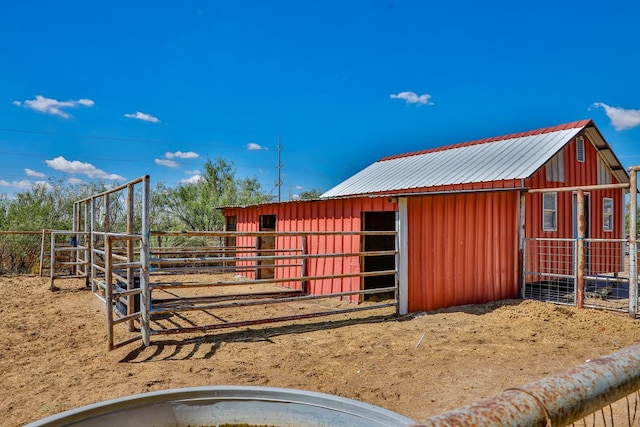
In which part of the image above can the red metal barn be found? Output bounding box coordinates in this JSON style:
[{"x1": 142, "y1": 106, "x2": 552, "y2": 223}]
[
  {"x1": 222, "y1": 119, "x2": 628, "y2": 313},
  {"x1": 221, "y1": 197, "x2": 398, "y2": 304}
]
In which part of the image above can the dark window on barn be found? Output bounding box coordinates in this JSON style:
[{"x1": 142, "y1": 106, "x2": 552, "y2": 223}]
[
  {"x1": 603, "y1": 198, "x2": 613, "y2": 232},
  {"x1": 543, "y1": 193, "x2": 557, "y2": 231},
  {"x1": 576, "y1": 136, "x2": 585, "y2": 162},
  {"x1": 225, "y1": 215, "x2": 237, "y2": 231},
  {"x1": 260, "y1": 214, "x2": 276, "y2": 231}
]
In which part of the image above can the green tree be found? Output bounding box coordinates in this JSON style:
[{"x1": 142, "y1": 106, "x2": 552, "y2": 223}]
[
  {"x1": 625, "y1": 200, "x2": 640, "y2": 237},
  {"x1": 297, "y1": 188, "x2": 323, "y2": 200},
  {"x1": 160, "y1": 158, "x2": 272, "y2": 231},
  {"x1": 0, "y1": 193, "x2": 8, "y2": 229},
  {"x1": 0, "y1": 179, "x2": 109, "y2": 273}
]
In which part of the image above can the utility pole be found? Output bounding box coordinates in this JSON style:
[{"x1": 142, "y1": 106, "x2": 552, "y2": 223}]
[{"x1": 276, "y1": 134, "x2": 282, "y2": 202}]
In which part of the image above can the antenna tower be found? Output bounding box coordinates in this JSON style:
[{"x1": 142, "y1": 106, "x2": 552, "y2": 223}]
[{"x1": 276, "y1": 134, "x2": 282, "y2": 202}]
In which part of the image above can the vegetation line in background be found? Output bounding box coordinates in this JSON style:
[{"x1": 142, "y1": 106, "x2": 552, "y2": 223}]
[{"x1": 0, "y1": 158, "x2": 321, "y2": 274}]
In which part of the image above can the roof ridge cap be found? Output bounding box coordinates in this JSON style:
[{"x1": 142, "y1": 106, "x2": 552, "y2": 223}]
[{"x1": 379, "y1": 119, "x2": 593, "y2": 162}]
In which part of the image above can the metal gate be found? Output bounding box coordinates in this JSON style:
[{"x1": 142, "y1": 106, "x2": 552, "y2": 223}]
[{"x1": 523, "y1": 237, "x2": 631, "y2": 312}]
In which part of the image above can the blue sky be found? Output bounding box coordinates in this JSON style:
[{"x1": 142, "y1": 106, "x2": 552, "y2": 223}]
[{"x1": 2, "y1": 0, "x2": 640, "y2": 200}]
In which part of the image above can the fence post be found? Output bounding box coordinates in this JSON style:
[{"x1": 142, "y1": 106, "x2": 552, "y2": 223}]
[
  {"x1": 39, "y1": 229, "x2": 48, "y2": 278},
  {"x1": 398, "y1": 197, "x2": 409, "y2": 315},
  {"x1": 105, "y1": 234, "x2": 114, "y2": 351},
  {"x1": 630, "y1": 168, "x2": 638, "y2": 318},
  {"x1": 140, "y1": 176, "x2": 151, "y2": 347},
  {"x1": 300, "y1": 235, "x2": 308, "y2": 294},
  {"x1": 126, "y1": 183, "x2": 135, "y2": 332},
  {"x1": 576, "y1": 189, "x2": 585, "y2": 309},
  {"x1": 519, "y1": 192, "x2": 526, "y2": 296},
  {"x1": 90, "y1": 198, "x2": 97, "y2": 292},
  {"x1": 49, "y1": 231, "x2": 56, "y2": 290}
]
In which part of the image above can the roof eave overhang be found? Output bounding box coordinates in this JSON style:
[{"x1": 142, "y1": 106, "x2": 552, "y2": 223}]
[{"x1": 584, "y1": 123, "x2": 630, "y2": 184}]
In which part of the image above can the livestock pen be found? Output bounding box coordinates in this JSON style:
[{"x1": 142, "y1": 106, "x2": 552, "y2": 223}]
[
  {"x1": 56, "y1": 176, "x2": 399, "y2": 350},
  {"x1": 29, "y1": 169, "x2": 640, "y2": 426}
]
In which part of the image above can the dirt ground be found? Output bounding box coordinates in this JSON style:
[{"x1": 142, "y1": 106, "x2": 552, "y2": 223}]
[{"x1": 3, "y1": 275, "x2": 640, "y2": 426}]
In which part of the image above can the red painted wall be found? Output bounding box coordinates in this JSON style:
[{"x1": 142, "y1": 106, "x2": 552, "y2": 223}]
[
  {"x1": 524, "y1": 134, "x2": 625, "y2": 276},
  {"x1": 222, "y1": 197, "x2": 397, "y2": 302},
  {"x1": 406, "y1": 191, "x2": 521, "y2": 312}
]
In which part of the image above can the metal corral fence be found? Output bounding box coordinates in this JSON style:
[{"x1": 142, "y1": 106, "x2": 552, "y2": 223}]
[
  {"x1": 523, "y1": 237, "x2": 632, "y2": 313},
  {"x1": 93, "y1": 229, "x2": 398, "y2": 350},
  {"x1": 42, "y1": 230, "x2": 91, "y2": 289}
]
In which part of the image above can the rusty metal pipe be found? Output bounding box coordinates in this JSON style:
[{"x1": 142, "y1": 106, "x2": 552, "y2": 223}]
[
  {"x1": 630, "y1": 167, "x2": 638, "y2": 318},
  {"x1": 414, "y1": 342, "x2": 640, "y2": 427},
  {"x1": 576, "y1": 189, "x2": 585, "y2": 309}
]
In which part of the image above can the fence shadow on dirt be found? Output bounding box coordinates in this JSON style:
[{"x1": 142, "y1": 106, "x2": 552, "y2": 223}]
[
  {"x1": 118, "y1": 312, "x2": 396, "y2": 364},
  {"x1": 409, "y1": 298, "x2": 525, "y2": 319}
]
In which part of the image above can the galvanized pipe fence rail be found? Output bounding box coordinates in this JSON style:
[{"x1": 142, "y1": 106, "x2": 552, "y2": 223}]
[
  {"x1": 85, "y1": 226, "x2": 399, "y2": 349},
  {"x1": 107, "y1": 229, "x2": 398, "y2": 349},
  {"x1": 96, "y1": 232, "x2": 147, "y2": 350},
  {"x1": 45, "y1": 230, "x2": 91, "y2": 290},
  {"x1": 415, "y1": 342, "x2": 640, "y2": 426}
]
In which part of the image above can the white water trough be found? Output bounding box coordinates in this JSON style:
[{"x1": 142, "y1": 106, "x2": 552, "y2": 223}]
[{"x1": 26, "y1": 386, "x2": 415, "y2": 427}]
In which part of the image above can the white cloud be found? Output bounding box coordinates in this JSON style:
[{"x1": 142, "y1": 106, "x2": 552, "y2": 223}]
[
  {"x1": 390, "y1": 91, "x2": 433, "y2": 106},
  {"x1": 247, "y1": 142, "x2": 266, "y2": 151},
  {"x1": 24, "y1": 168, "x2": 46, "y2": 178},
  {"x1": 45, "y1": 156, "x2": 124, "y2": 180},
  {"x1": 124, "y1": 111, "x2": 160, "y2": 123},
  {"x1": 165, "y1": 151, "x2": 199, "y2": 159},
  {"x1": 157, "y1": 151, "x2": 199, "y2": 168},
  {"x1": 592, "y1": 102, "x2": 640, "y2": 131},
  {"x1": 67, "y1": 177, "x2": 86, "y2": 185},
  {"x1": 179, "y1": 174, "x2": 202, "y2": 184},
  {"x1": 155, "y1": 158, "x2": 179, "y2": 168},
  {"x1": 0, "y1": 179, "x2": 50, "y2": 189},
  {"x1": 13, "y1": 95, "x2": 95, "y2": 118}
]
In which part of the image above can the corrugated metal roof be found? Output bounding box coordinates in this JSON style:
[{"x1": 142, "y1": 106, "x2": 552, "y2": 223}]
[{"x1": 322, "y1": 120, "x2": 624, "y2": 198}]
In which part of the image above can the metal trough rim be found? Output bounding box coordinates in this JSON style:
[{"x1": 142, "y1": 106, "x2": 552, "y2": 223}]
[{"x1": 25, "y1": 385, "x2": 415, "y2": 427}]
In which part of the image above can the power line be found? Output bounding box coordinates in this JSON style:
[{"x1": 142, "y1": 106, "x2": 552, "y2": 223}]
[
  {"x1": 0, "y1": 126, "x2": 228, "y2": 149},
  {"x1": 0, "y1": 126, "x2": 363, "y2": 172},
  {"x1": 0, "y1": 127, "x2": 169, "y2": 144}
]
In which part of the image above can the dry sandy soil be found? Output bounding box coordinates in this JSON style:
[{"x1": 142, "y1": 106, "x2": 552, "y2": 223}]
[{"x1": 3, "y1": 275, "x2": 640, "y2": 426}]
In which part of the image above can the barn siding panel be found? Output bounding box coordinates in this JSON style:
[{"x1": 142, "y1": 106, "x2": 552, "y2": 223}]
[
  {"x1": 222, "y1": 198, "x2": 397, "y2": 302},
  {"x1": 406, "y1": 191, "x2": 520, "y2": 312}
]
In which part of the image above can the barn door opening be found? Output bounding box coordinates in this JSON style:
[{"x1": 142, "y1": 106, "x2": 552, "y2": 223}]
[
  {"x1": 225, "y1": 215, "x2": 237, "y2": 267},
  {"x1": 361, "y1": 211, "x2": 396, "y2": 300},
  {"x1": 258, "y1": 214, "x2": 276, "y2": 279}
]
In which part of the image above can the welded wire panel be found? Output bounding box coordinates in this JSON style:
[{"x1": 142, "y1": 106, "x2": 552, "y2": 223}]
[
  {"x1": 523, "y1": 238, "x2": 576, "y2": 304},
  {"x1": 572, "y1": 390, "x2": 640, "y2": 426},
  {"x1": 524, "y1": 238, "x2": 630, "y2": 311},
  {"x1": 583, "y1": 239, "x2": 630, "y2": 312}
]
